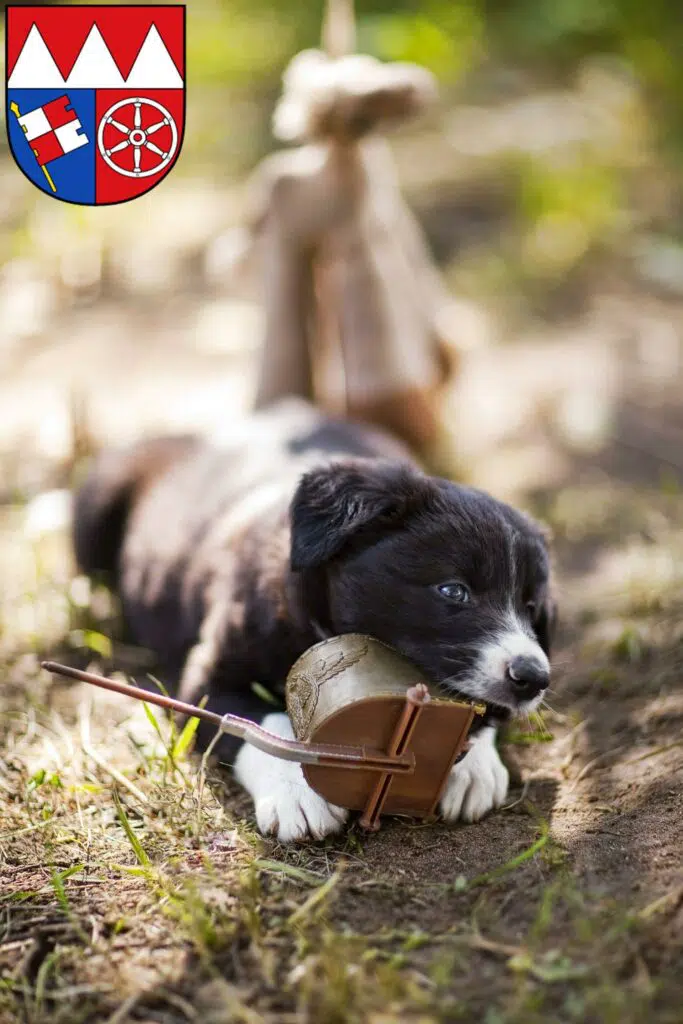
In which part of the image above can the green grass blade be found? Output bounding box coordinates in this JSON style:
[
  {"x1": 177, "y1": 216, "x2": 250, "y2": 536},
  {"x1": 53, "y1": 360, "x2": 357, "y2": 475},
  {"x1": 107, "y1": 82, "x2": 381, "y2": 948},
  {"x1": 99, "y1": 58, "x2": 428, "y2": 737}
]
[
  {"x1": 51, "y1": 869, "x2": 70, "y2": 914},
  {"x1": 468, "y1": 826, "x2": 549, "y2": 888},
  {"x1": 289, "y1": 871, "x2": 341, "y2": 925},
  {"x1": 255, "y1": 859, "x2": 325, "y2": 885},
  {"x1": 172, "y1": 714, "x2": 200, "y2": 760},
  {"x1": 113, "y1": 791, "x2": 150, "y2": 867},
  {"x1": 172, "y1": 695, "x2": 207, "y2": 760},
  {"x1": 142, "y1": 701, "x2": 165, "y2": 743},
  {"x1": 250, "y1": 681, "x2": 282, "y2": 706}
]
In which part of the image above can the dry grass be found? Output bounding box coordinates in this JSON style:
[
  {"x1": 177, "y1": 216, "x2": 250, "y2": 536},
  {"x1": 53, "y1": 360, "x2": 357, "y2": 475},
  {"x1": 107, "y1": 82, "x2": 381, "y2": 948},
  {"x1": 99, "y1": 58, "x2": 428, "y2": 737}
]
[{"x1": 1, "y1": 471, "x2": 682, "y2": 1024}]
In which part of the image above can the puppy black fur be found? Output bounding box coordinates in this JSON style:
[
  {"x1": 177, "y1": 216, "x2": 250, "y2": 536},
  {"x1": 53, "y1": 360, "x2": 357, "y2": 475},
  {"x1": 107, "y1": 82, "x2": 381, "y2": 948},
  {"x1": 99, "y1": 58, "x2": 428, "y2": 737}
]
[{"x1": 73, "y1": 399, "x2": 556, "y2": 769}]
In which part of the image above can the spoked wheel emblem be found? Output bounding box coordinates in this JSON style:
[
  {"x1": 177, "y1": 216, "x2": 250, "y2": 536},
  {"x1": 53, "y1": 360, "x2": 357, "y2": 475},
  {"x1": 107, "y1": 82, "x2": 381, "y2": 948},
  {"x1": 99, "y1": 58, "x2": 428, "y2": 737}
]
[{"x1": 97, "y1": 97, "x2": 178, "y2": 178}]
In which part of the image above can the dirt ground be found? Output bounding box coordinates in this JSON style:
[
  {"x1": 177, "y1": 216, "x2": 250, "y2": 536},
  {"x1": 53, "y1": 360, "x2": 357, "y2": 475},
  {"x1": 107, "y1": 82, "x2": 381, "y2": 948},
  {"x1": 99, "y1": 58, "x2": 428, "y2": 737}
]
[{"x1": 1, "y1": 189, "x2": 683, "y2": 1021}]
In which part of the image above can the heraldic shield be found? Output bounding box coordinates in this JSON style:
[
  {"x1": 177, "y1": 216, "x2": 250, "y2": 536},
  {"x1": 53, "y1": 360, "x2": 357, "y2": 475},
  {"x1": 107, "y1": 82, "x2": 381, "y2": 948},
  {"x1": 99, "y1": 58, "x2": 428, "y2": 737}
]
[{"x1": 5, "y1": 4, "x2": 185, "y2": 205}]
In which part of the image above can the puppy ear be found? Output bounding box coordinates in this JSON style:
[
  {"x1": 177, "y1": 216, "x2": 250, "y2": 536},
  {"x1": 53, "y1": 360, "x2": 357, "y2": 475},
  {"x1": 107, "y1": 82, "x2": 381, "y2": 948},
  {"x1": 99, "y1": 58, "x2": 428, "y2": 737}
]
[
  {"x1": 533, "y1": 590, "x2": 558, "y2": 657},
  {"x1": 290, "y1": 459, "x2": 433, "y2": 571}
]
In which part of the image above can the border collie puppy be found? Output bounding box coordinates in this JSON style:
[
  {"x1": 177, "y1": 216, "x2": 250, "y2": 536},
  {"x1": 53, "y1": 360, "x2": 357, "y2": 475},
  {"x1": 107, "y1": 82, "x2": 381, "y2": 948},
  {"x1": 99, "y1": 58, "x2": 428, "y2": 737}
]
[{"x1": 73, "y1": 399, "x2": 556, "y2": 841}]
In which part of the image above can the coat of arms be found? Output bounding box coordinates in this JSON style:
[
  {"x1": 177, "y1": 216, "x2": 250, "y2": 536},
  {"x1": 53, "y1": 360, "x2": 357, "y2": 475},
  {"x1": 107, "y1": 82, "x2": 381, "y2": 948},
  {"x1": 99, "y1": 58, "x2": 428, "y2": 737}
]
[{"x1": 5, "y1": 4, "x2": 185, "y2": 205}]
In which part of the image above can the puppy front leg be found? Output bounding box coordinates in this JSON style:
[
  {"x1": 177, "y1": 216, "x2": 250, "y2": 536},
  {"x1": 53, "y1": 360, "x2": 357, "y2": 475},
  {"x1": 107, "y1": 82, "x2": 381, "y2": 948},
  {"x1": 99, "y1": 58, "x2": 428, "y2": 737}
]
[
  {"x1": 179, "y1": 610, "x2": 347, "y2": 841},
  {"x1": 182, "y1": 646, "x2": 348, "y2": 841},
  {"x1": 440, "y1": 725, "x2": 509, "y2": 823},
  {"x1": 234, "y1": 713, "x2": 348, "y2": 843}
]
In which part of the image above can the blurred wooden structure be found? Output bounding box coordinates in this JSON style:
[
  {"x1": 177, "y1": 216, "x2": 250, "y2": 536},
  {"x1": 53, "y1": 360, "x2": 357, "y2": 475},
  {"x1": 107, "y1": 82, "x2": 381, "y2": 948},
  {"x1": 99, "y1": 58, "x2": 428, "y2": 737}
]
[{"x1": 236, "y1": 0, "x2": 461, "y2": 454}]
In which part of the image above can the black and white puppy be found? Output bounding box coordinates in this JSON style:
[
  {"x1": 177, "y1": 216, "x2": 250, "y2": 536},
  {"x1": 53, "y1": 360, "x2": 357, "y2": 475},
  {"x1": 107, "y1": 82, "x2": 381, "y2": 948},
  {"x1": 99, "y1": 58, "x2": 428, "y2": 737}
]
[{"x1": 73, "y1": 399, "x2": 556, "y2": 841}]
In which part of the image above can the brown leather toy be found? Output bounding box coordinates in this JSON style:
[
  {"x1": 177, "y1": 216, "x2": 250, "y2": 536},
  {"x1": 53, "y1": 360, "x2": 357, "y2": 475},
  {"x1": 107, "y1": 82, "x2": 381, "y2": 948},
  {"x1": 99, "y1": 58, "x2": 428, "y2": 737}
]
[{"x1": 43, "y1": 635, "x2": 482, "y2": 831}]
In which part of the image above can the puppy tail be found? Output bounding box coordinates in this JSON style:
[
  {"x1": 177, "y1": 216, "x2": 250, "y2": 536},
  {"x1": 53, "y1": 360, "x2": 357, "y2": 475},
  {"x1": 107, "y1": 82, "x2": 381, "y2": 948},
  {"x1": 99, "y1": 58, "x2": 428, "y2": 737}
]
[{"x1": 73, "y1": 436, "x2": 198, "y2": 578}]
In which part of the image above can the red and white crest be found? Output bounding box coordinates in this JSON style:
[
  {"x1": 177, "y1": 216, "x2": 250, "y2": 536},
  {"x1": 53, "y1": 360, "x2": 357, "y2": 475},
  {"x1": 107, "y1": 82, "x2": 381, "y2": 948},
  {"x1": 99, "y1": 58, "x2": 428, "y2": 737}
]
[{"x1": 6, "y1": 5, "x2": 185, "y2": 205}]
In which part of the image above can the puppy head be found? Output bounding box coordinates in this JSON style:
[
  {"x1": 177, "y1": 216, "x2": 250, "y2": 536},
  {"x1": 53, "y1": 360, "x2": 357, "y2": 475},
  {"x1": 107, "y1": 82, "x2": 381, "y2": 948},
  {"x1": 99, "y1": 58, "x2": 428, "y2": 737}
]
[{"x1": 290, "y1": 459, "x2": 556, "y2": 716}]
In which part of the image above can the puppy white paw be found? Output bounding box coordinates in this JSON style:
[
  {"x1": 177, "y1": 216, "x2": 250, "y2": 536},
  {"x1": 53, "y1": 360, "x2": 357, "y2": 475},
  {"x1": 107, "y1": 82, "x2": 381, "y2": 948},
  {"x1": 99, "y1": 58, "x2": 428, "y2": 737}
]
[
  {"x1": 234, "y1": 712, "x2": 348, "y2": 842},
  {"x1": 254, "y1": 780, "x2": 347, "y2": 843},
  {"x1": 440, "y1": 726, "x2": 509, "y2": 823}
]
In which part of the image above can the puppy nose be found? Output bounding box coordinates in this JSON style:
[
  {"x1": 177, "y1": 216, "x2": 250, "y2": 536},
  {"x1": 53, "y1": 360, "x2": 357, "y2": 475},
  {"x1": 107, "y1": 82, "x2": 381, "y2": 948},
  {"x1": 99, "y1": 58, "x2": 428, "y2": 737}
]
[{"x1": 507, "y1": 656, "x2": 549, "y2": 700}]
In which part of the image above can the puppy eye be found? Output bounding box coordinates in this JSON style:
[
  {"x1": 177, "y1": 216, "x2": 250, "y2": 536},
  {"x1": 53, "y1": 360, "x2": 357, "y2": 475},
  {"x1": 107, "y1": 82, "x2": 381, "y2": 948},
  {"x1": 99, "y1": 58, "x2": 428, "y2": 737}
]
[
  {"x1": 436, "y1": 582, "x2": 470, "y2": 604},
  {"x1": 526, "y1": 600, "x2": 537, "y2": 616}
]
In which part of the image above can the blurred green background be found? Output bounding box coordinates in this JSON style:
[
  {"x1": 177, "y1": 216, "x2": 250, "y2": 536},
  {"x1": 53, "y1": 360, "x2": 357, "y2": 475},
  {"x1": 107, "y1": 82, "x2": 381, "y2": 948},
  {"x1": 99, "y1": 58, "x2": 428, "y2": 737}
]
[
  {"x1": 2, "y1": 0, "x2": 683, "y2": 298},
  {"x1": 3, "y1": 13, "x2": 683, "y2": 1022},
  {"x1": 1, "y1": 0, "x2": 683, "y2": 499}
]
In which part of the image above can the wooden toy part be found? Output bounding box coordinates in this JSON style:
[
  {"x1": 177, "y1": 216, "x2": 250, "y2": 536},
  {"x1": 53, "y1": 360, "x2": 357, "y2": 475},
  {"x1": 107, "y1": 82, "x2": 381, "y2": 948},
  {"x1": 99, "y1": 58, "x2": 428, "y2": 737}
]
[
  {"x1": 43, "y1": 637, "x2": 483, "y2": 831},
  {"x1": 40, "y1": 661, "x2": 415, "y2": 774},
  {"x1": 285, "y1": 635, "x2": 482, "y2": 827}
]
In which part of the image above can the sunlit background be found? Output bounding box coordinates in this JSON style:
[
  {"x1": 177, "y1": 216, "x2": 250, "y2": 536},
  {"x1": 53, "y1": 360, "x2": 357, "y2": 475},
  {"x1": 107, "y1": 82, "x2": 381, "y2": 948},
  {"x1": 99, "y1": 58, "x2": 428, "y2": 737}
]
[
  {"x1": 2, "y1": 0, "x2": 683, "y2": 501},
  {"x1": 2, "y1": 9, "x2": 683, "y2": 1018}
]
